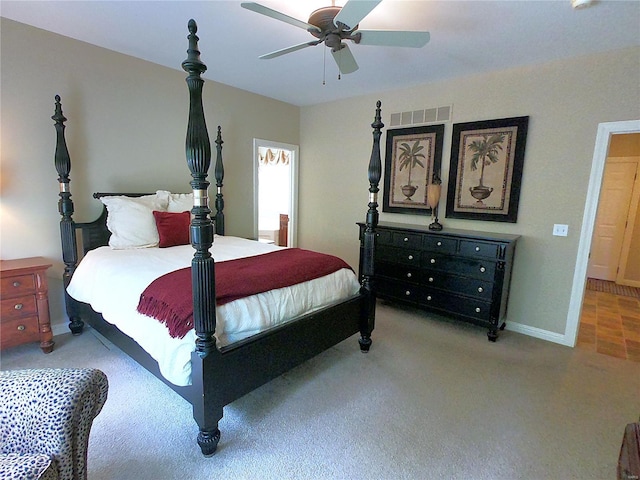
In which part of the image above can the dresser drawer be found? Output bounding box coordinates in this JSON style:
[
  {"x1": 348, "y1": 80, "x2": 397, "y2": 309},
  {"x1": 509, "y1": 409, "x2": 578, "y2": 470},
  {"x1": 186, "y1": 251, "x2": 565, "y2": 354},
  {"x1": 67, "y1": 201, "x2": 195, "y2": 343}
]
[
  {"x1": 1, "y1": 274, "x2": 36, "y2": 297},
  {"x1": 423, "y1": 236, "x2": 457, "y2": 254},
  {"x1": 377, "y1": 246, "x2": 421, "y2": 266},
  {"x1": 375, "y1": 229, "x2": 393, "y2": 245},
  {"x1": 428, "y1": 274, "x2": 494, "y2": 301},
  {"x1": 459, "y1": 240, "x2": 499, "y2": 259},
  {"x1": 376, "y1": 261, "x2": 422, "y2": 283},
  {"x1": 1, "y1": 294, "x2": 37, "y2": 319},
  {"x1": 445, "y1": 297, "x2": 494, "y2": 322},
  {"x1": 0, "y1": 316, "x2": 41, "y2": 348},
  {"x1": 421, "y1": 254, "x2": 497, "y2": 281},
  {"x1": 391, "y1": 232, "x2": 422, "y2": 248}
]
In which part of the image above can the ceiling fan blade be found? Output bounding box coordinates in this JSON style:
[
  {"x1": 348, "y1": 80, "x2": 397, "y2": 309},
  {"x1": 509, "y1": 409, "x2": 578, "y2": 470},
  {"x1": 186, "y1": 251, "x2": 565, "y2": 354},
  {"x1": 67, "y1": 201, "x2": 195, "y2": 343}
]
[
  {"x1": 241, "y1": 2, "x2": 321, "y2": 33},
  {"x1": 331, "y1": 44, "x2": 359, "y2": 74},
  {"x1": 259, "y1": 41, "x2": 320, "y2": 59},
  {"x1": 333, "y1": 0, "x2": 382, "y2": 31},
  {"x1": 357, "y1": 30, "x2": 430, "y2": 48}
]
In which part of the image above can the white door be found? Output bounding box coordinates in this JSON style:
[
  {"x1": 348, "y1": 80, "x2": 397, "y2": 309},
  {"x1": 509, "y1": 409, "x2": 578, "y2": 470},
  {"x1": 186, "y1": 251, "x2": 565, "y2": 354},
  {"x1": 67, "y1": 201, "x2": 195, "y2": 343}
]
[{"x1": 587, "y1": 160, "x2": 638, "y2": 280}]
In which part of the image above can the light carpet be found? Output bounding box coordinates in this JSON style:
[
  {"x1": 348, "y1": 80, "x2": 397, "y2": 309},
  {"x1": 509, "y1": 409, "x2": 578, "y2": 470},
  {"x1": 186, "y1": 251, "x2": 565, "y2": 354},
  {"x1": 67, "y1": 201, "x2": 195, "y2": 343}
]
[{"x1": 1, "y1": 302, "x2": 639, "y2": 480}]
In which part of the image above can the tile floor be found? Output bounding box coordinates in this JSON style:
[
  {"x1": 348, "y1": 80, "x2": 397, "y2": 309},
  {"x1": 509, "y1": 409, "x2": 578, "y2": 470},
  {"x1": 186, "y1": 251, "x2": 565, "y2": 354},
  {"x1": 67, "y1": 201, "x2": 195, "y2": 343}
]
[{"x1": 577, "y1": 288, "x2": 640, "y2": 362}]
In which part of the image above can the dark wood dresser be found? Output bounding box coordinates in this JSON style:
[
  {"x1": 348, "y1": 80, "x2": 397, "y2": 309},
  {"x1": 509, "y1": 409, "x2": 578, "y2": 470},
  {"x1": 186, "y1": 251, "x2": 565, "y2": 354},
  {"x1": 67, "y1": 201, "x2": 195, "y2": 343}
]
[
  {"x1": 0, "y1": 257, "x2": 54, "y2": 353},
  {"x1": 359, "y1": 222, "x2": 519, "y2": 341}
]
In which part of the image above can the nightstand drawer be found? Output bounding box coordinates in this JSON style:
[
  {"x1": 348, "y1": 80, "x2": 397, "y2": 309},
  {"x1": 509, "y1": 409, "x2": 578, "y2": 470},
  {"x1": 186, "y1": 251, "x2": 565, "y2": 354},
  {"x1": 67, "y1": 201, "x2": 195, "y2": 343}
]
[
  {"x1": 1, "y1": 274, "x2": 36, "y2": 297},
  {"x1": 1, "y1": 294, "x2": 38, "y2": 319},
  {"x1": 0, "y1": 316, "x2": 41, "y2": 348}
]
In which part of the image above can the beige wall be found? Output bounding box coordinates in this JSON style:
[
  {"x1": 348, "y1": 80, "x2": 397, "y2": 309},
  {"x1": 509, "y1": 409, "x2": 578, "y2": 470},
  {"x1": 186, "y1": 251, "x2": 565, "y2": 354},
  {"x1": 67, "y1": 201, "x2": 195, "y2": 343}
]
[
  {"x1": 0, "y1": 19, "x2": 299, "y2": 328},
  {"x1": 2, "y1": 17, "x2": 639, "y2": 344},
  {"x1": 299, "y1": 47, "x2": 640, "y2": 339}
]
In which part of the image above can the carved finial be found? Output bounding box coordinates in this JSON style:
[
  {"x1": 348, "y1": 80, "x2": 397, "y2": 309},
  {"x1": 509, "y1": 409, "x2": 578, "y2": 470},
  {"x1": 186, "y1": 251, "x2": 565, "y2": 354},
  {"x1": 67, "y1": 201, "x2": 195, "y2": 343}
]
[
  {"x1": 188, "y1": 18, "x2": 197, "y2": 34},
  {"x1": 183, "y1": 19, "x2": 206, "y2": 76},
  {"x1": 371, "y1": 100, "x2": 383, "y2": 131},
  {"x1": 52, "y1": 95, "x2": 67, "y2": 125}
]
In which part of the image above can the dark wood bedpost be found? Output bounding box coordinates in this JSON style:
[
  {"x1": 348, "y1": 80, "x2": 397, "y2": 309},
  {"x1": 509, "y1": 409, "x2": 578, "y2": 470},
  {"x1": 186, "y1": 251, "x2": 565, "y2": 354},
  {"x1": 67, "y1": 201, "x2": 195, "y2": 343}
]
[
  {"x1": 52, "y1": 95, "x2": 84, "y2": 335},
  {"x1": 214, "y1": 126, "x2": 225, "y2": 235},
  {"x1": 359, "y1": 100, "x2": 383, "y2": 352},
  {"x1": 181, "y1": 19, "x2": 221, "y2": 456}
]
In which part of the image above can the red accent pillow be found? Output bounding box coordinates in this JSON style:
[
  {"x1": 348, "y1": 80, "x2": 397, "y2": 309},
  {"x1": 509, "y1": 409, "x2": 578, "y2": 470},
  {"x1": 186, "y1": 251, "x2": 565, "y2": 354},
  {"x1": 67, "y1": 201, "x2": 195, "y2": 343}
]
[{"x1": 153, "y1": 211, "x2": 190, "y2": 248}]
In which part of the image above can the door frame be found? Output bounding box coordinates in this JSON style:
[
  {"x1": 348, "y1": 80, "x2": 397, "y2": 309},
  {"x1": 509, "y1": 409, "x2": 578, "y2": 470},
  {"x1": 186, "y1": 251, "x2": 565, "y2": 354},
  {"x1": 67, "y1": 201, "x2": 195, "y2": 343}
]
[
  {"x1": 565, "y1": 119, "x2": 640, "y2": 347},
  {"x1": 252, "y1": 138, "x2": 299, "y2": 247}
]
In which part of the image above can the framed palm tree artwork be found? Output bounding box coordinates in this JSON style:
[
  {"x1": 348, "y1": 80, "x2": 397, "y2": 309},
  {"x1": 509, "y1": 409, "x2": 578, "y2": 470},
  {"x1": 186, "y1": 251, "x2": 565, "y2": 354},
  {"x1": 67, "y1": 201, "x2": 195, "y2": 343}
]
[
  {"x1": 382, "y1": 124, "x2": 444, "y2": 214},
  {"x1": 445, "y1": 116, "x2": 529, "y2": 223}
]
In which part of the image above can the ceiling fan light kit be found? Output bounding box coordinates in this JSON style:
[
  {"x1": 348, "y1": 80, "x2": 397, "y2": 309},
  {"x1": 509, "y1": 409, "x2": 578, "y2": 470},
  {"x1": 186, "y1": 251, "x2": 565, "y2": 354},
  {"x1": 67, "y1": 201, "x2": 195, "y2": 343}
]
[
  {"x1": 241, "y1": 1, "x2": 430, "y2": 76},
  {"x1": 571, "y1": 0, "x2": 595, "y2": 9}
]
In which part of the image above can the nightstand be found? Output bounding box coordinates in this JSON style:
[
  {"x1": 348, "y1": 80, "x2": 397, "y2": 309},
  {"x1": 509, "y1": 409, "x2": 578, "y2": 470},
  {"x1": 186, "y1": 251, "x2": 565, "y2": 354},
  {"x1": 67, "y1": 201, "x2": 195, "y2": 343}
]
[{"x1": 1, "y1": 257, "x2": 54, "y2": 353}]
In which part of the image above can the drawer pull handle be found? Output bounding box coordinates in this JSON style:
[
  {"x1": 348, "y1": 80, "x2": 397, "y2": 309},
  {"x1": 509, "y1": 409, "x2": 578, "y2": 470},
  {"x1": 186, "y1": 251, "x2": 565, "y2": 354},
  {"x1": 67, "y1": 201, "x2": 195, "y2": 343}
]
[
  {"x1": 428, "y1": 277, "x2": 434, "y2": 282},
  {"x1": 408, "y1": 255, "x2": 414, "y2": 260},
  {"x1": 430, "y1": 258, "x2": 436, "y2": 264},
  {"x1": 17, "y1": 325, "x2": 25, "y2": 331},
  {"x1": 406, "y1": 272, "x2": 412, "y2": 278},
  {"x1": 14, "y1": 303, "x2": 23, "y2": 310},
  {"x1": 436, "y1": 241, "x2": 442, "y2": 246},
  {"x1": 475, "y1": 307, "x2": 481, "y2": 313},
  {"x1": 427, "y1": 295, "x2": 432, "y2": 301},
  {"x1": 405, "y1": 291, "x2": 411, "y2": 296},
  {"x1": 480, "y1": 266, "x2": 486, "y2": 273},
  {"x1": 478, "y1": 287, "x2": 484, "y2": 293},
  {"x1": 12, "y1": 281, "x2": 21, "y2": 287},
  {"x1": 404, "y1": 237, "x2": 409, "y2": 242},
  {"x1": 475, "y1": 246, "x2": 481, "y2": 252}
]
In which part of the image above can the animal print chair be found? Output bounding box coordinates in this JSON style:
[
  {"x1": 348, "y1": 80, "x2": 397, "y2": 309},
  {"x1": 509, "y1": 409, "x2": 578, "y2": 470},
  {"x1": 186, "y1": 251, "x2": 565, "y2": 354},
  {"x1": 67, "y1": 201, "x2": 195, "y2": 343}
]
[{"x1": 0, "y1": 368, "x2": 108, "y2": 480}]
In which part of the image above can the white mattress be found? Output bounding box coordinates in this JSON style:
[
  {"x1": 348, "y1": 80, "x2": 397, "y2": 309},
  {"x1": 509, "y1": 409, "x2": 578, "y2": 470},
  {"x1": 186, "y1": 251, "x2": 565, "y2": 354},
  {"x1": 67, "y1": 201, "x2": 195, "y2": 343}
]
[{"x1": 67, "y1": 236, "x2": 361, "y2": 387}]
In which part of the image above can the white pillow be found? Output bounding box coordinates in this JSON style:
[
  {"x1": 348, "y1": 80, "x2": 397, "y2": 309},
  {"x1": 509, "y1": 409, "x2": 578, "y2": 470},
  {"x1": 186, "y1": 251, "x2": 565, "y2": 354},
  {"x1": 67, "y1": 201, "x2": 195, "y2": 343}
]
[
  {"x1": 169, "y1": 192, "x2": 194, "y2": 213},
  {"x1": 100, "y1": 193, "x2": 169, "y2": 249}
]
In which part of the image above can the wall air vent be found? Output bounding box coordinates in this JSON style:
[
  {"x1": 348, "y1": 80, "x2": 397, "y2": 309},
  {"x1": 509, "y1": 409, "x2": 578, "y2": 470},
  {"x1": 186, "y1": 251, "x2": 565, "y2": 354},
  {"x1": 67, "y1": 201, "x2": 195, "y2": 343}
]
[{"x1": 389, "y1": 105, "x2": 452, "y2": 127}]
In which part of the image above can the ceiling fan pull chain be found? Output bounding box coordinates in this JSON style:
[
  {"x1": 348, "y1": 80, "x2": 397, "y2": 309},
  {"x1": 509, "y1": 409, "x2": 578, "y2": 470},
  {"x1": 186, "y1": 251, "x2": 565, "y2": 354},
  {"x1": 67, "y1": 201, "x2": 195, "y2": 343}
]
[{"x1": 323, "y1": 47, "x2": 326, "y2": 85}]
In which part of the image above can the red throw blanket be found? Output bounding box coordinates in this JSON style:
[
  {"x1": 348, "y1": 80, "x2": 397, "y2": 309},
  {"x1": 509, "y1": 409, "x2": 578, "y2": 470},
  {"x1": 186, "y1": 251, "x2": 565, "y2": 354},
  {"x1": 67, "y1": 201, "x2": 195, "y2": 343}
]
[{"x1": 137, "y1": 248, "x2": 352, "y2": 339}]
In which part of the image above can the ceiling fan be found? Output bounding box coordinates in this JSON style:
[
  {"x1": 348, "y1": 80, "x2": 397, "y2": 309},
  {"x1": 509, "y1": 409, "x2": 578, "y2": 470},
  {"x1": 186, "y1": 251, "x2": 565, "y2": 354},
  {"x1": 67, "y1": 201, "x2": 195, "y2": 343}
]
[{"x1": 240, "y1": 1, "x2": 430, "y2": 75}]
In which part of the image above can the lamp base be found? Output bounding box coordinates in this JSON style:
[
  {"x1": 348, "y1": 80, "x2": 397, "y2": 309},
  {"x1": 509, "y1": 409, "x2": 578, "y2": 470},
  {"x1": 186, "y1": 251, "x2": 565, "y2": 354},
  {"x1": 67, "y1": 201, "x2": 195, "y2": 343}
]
[{"x1": 429, "y1": 219, "x2": 443, "y2": 231}]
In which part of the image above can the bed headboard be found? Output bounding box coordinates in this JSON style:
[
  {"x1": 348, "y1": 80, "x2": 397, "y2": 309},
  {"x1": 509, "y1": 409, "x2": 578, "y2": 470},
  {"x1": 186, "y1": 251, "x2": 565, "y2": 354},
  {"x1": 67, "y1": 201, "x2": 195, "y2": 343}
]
[{"x1": 72, "y1": 193, "x2": 152, "y2": 254}]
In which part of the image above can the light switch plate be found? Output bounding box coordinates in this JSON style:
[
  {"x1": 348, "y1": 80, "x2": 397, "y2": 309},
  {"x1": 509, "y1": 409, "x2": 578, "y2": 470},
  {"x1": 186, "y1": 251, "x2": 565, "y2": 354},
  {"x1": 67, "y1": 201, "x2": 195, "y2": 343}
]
[{"x1": 553, "y1": 224, "x2": 569, "y2": 236}]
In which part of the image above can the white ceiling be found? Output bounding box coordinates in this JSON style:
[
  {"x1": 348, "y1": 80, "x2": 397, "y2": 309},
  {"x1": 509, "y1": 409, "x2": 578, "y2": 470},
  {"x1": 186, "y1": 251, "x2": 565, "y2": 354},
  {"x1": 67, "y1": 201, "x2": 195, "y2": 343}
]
[{"x1": 2, "y1": 0, "x2": 639, "y2": 106}]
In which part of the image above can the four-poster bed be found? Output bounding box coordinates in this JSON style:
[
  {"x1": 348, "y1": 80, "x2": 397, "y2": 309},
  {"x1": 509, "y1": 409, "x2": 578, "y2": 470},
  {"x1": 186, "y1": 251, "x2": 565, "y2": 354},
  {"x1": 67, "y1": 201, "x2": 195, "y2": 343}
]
[{"x1": 52, "y1": 19, "x2": 383, "y2": 456}]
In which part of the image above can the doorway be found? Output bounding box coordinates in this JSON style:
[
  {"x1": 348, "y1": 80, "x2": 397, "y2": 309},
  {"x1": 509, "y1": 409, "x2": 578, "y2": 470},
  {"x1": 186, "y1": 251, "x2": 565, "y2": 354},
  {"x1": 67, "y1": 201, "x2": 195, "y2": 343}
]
[
  {"x1": 587, "y1": 146, "x2": 640, "y2": 285},
  {"x1": 566, "y1": 120, "x2": 640, "y2": 348},
  {"x1": 252, "y1": 138, "x2": 299, "y2": 247}
]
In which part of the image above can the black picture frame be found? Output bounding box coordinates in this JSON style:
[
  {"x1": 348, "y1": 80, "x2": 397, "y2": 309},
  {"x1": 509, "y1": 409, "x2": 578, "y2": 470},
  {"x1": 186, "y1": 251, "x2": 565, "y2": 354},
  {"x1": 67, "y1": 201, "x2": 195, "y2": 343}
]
[
  {"x1": 382, "y1": 124, "x2": 444, "y2": 215},
  {"x1": 445, "y1": 116, "x2": 529, "y2": 223}
]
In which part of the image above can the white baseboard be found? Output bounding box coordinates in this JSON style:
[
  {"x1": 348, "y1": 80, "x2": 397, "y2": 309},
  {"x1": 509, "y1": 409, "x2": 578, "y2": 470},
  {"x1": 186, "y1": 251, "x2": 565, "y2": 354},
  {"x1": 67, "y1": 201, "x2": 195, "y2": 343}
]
[
  {"x1": 505, "y1": 321, "x2": 572, "y2": 347},
  {"x1": 51, "y1": 321, "x2": 70, "y2": 338}
]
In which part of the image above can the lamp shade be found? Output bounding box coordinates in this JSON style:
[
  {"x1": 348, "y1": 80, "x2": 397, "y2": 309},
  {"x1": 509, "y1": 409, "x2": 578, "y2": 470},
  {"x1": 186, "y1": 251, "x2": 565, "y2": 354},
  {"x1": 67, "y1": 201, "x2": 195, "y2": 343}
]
[{"x1": 427, "y1": 183, "x2": 442, "y2": 209}]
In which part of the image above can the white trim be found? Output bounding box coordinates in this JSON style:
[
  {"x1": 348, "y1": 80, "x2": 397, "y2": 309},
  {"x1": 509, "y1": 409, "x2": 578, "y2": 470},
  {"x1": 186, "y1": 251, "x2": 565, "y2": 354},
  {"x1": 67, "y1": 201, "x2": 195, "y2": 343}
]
[
  {"x1": 565, "y1": 120, "x2": 640, "y2": 347},
  {"x1": 506, "y1": 321, "x2": 569, "y2": 346}
]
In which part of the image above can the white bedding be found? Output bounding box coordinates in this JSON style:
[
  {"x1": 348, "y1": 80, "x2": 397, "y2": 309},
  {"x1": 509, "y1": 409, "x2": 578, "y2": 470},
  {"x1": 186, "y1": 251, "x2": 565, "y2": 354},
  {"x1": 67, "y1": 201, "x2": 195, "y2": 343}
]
[{"x1": 67, "y1": 235, "x2": 361, "y2": 387}]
